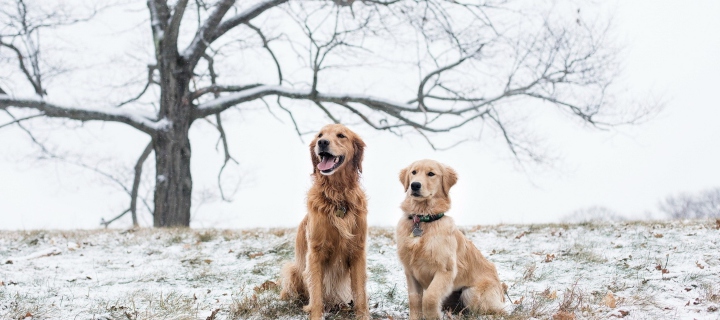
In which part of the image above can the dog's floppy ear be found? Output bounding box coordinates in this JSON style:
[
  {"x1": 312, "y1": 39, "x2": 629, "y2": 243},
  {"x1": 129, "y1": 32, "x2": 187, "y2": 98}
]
[
  {"x1": 309, "y1": 139, "x2": 319, "y2": 174},
  {"x1": 441, "y1": 165, "x2": 458, "y2": 197},
  {"x1": 352, "y1": 136, "x2": 366, "y2": 173},
  {"x1": 399, "y1": 167, "x2": 409, "y2": 191}
]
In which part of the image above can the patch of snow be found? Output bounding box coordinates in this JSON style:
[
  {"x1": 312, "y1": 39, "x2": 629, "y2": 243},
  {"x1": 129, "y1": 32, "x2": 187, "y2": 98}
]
[{"x1": 0, "y1": 220, "x2": 718, "y2": 319}]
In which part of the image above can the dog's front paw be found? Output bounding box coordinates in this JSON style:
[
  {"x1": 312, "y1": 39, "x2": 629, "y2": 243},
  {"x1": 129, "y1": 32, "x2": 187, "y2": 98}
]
[
  {"x1": 303, "y1": 304, "x2": 323, "y2": 320},
  {"x1": 354, "y1": 309, "x2": 370, "y2": 320}
]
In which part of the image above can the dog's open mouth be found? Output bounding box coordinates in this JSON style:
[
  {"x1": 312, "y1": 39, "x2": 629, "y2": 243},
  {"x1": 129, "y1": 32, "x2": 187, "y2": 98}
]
[{"x1": 317, "y1": 152, "x2": 345, "y2": 174}]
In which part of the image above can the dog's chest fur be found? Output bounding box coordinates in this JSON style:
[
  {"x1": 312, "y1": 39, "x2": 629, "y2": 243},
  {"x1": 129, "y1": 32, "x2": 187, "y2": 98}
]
[
  {"x1": 396, "y1": 217, "x2": 458, "y2": 285},
  {"x1": 306, "y1": 187, "x2": 367, "y2": 262}
]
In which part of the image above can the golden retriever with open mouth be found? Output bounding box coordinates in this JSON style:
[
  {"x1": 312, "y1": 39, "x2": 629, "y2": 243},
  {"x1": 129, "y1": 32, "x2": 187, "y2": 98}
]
[
  {"x1": 280, "y1": 124, "x2": 369, "y2": 320},
  {"x1": 396, "y1": 159, "x2": 506, "y2": 319}
]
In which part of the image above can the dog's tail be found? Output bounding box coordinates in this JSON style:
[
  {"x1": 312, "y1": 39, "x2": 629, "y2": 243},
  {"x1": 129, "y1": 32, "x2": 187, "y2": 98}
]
[{"x1": 280, "y1": 261, "x2": 305, "y2": 300}]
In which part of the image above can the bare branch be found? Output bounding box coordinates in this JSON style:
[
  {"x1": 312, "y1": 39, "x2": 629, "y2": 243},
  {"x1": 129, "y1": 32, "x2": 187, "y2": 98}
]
[
  {"x1": 183, "y1": 0, "x2": 287, "y2": 67},
  {"x1": 0, "y1": 113, "x2": 42, "y2": 130},
  {"x1": 244, "y1": 22, "x2": 283, "y2": 85},
  {"x1": 130, "y1": 141, "x2": 154, "y2": 227},
  {"x1": 0, "y1": 40, "x2": 43, "y2": 95},
  {"x1": 166, "y1": 0, "x2": 189, "y2": 51},
  {"x1": 0, "y1": 95, "x2": 167, "y2": 134},
  {"x1": 116, "y1": 64, "x2": 157, "y2": 108},
  {"x1": 101, "y1": 208, "x2": 130, "y2": 228},
  {"x1": 191, "y1": 84, "x2": 263, "y2": 101},
  {"x1": 183, "y1": 0, "x2": 235, "y2": 67}
]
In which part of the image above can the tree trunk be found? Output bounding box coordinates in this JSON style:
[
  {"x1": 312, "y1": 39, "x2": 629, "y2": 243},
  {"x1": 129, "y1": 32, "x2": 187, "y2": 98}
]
[
  {"x1": 152, "y1": 50, "x2": 194, "y2": 227},
  {"x1": 153, "y1": 130, "x2": 192, "y2": 227}
]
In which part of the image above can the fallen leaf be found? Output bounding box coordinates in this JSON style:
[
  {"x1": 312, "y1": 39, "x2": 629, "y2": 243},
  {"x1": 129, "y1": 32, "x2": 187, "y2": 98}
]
[
  {"x1": 0, "y1": 281, "x2": 4, "y2": 286},
  {"x1": 247, "y1": 252, "x2": 264, "y2": 259},
  {"x1": 661, "y1": 268, "x2": 669, "y2": 274},
  {"x1": 653, "y1": 233, "x2": 663, "y2": 238},
  {"x1": 708, "y1": 305, "x2": 718, "y2": 312},
  {"x1": 552, "y1": 311, "x2": 576, "y2": 320},
  {"x1": 24, "y1": 312, "x2": 33, "y2": 318},
  {"x1": 253, "y1": 280, "x2": 278, "y2": 293},
  {"x1": 203, "y1": 259, "x2": 212, "y2": 264},
  {"x1": 603, "y1": 291, "x2": 617, "y2": 308},
  {"x1": 684, "y1": 287, "x2": 692, "y2": 292},
  {"x1": 541, "y1": 289, "x2": 557, "y2": 300},
  {"x1": 206, "y1": 308, "x2": 220, "y2": 320},
  {"x1": 696, "y1": 261, "x2": 705, "y2": 269},
  {"x1": 544, "y1": 254, "x2": 556, "y2": 263},
  {"x1": 5, "y1": 260, "x2": 12, "y2": 264},
  {"x1": 515, "y1": 232, "x2": 526, "y2": 240},
  {"x1": 655, "y1": 264, "x2": 662, "y2": 270},
  {"x1": 513, "y1": 296, "x2": 524, "y2": 304},
  {"x1": 612, "y1": 310, "x2": 630, "y2": 318},
  {"x1": 715, "y1": 218, "x2": 720, "y2": 230}
]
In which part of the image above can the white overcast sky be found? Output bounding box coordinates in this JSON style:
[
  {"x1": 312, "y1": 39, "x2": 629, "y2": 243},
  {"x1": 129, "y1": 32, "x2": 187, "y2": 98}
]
[{"x1": 0, "y1": 0, "x2": 719, "y2": 230}]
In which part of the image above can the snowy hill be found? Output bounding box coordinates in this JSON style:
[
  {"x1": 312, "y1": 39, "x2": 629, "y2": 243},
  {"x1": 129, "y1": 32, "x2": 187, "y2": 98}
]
[{"x1": 1, "y1": 220, "x2": 719, "y2": 319}]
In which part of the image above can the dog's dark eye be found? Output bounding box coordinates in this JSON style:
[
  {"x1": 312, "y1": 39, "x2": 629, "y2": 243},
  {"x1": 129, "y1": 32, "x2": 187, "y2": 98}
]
[
  {"x1": 318, "y1": 133, "x2": 323, "y2": 138},
  {"x1": 337, "y1": 133, "x2": 346, "y2": 138},
  {"x1": 428, "y1": 172, "x2": 435, "y2": 177},
  {"x1": 411, "y1": 170, "x2": 416, "y2": 175}
]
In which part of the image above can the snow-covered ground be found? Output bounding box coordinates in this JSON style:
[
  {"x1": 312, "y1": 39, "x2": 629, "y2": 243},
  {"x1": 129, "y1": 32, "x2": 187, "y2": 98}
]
[{"x1": 1, "y1": 220, "x2": 719, "y2": 319}]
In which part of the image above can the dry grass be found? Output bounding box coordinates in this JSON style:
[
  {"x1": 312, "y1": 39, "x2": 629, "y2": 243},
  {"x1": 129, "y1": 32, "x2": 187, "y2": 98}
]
[{"x1": 2, "y1": 220, "x2": 719, "y2": 319}]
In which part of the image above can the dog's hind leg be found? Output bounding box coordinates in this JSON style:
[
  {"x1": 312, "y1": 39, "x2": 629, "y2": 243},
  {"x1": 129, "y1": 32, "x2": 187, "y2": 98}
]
[
  {"x1": 281, "y1": 218, "x2": 309, "y2": 300},
  {"x1": 460, "y1": 278, "x2": 506, "y2": 315}
]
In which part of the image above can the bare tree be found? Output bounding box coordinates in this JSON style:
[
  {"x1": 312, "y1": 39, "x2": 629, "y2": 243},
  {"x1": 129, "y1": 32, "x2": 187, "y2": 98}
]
[
  {"x1": 0, "y1": 0, "x2": 644, "y2": 227},
  {"x1": 660, "y1": 188, "x2": 720, "y2": 219}
]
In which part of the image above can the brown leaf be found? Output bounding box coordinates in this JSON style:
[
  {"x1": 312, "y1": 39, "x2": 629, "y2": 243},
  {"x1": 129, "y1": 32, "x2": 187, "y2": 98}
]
[
  {"x1": 25, "y1": 312, "x2": 33, "y2": 318},
  {"x1": 715, "y1": 218, "x2": 720, "y2": 230},
  {"x1": 513, "y1": 296, "x2": 524, "y2": 304},
  {"x1": 541, "y1": 289, "x2": 558, "y2": 300},
  {"x1": 602, "y1": 291, "x2": 617, "y2": 308},
  {"x1": 515, "y1": 232, "x2": 526, "y2": 239},
  {"x1": 708, "y1": 305, "x2": 718, "y2": 312},
  {"x1": 653, "y1": 233, "x2": 663, "y2": 238},
  {"x1": 661, "y1": 268, "x2": 669, "y2": 274},
  {"x1": 253, "y1": 280, "x2": 278, "y2": 293},
  {"x1": 247, "y1": 252, "x2": 264, "y2": 259},
  {"x1": 4, "y1": 260, "x2": 12, "y2": 264},
  {"x1": 206, "y1": 308, "x2": 220, "y2": 320},
  {"x1": 544, "y1": 254, "x2": 556, "y2": 263},
  {"x1": 552, "y1": 311, "x2": 576, "y2": 320},
  {"x1": 696, "y1": 261, "x2": 705, "y2": 269},
  {"x1": 203, "y1": 259, "x2": 212, "y2": 264},
  {"x1": 655, "y1": 264, "x2": 662, "y2": 270}
]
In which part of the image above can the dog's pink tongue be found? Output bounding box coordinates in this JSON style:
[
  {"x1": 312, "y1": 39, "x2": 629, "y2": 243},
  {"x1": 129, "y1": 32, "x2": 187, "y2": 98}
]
[{"x1": 317, "y1": 157, "x2": 335, "y2": 171}]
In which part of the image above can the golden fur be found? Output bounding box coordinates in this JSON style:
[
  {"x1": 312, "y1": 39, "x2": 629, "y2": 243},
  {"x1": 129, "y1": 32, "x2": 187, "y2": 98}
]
[
  {"x1": 396, "y1": 159, "x2": 506, "y2": 319},
  {"x1": 280, "y1": 124, "x2": 369, "y2": 320}
]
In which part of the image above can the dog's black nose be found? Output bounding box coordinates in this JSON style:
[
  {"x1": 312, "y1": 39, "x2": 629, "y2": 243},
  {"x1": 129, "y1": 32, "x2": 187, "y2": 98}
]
[
  {"x1": 318, "y1": 139, "x2": 329, "y2": 148},
  {"x1": 410, "y1": 182, "x2": 421, "y2": 191}
]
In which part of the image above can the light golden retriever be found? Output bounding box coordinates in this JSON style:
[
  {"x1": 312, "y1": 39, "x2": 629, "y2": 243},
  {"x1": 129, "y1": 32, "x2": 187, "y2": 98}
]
[
  {"x1": 280, "y1": 124, "x2": 369, "y2": 320},
  {"x1": 396, "y1": 159, "x2": 506, "y2": 319}
]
